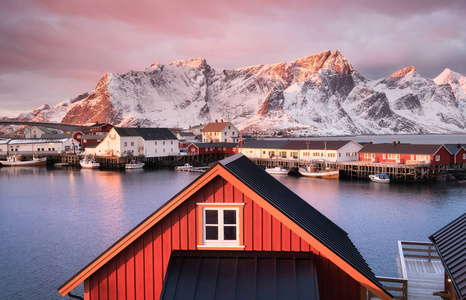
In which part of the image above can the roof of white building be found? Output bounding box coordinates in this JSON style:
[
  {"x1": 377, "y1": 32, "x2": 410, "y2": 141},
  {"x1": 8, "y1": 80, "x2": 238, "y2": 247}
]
[{"x1": 114, "y1": 128, "x2": 177, "y2": 140}]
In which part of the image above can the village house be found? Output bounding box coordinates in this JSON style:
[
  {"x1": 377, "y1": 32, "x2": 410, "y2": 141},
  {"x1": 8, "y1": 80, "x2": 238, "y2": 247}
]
[
  {"x1": 201, "y1": 120, "x2": 239, "y2": 143},
  {"x1": 73, "y1": 131, "x2": 107, "y2": 148},
  {"x1": 239, "y1": 139, "x2": 362, "y2": 162},
  {"x1": 5, "y1": 138, "x2": 76, "y2": 155},
  {"x1": 444, "y1": 144, "x2": 466, "y2": 167},
  {"x1": 58, "y1": 154, "x2": 391, "y2": 300},
  {"x1": 429, "y1": 212, "x2": 465, "y2": 300},
  {"x1": 88, "y1": 122, "x2": 114, "y2": 134},
  {"x1": 24, "y1": 126, "x2": 61, "y2": 138},
  {"x1": 187, "y1": 142, "x2": 239, "y2": 156},
  {"x1": 94, "y1": 127, "x2": 179, "y2": 157},
  {"x1": 358, "y1": 142, "x2": 451, "y2": 165},
  {"x1": 0, "y1": 139, "x2": 9, "y2": 156}
]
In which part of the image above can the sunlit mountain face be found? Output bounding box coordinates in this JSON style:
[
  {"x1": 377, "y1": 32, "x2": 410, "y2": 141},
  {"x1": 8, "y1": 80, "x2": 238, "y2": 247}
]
[{"x1": 2, "y1": 50, "x2": 466, "y2": 137}]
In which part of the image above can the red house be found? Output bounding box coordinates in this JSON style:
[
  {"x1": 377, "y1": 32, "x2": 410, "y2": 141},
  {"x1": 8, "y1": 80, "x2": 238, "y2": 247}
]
[
  {"x1": 89, "y1": 122, "x2": 114, "y2": 134},
  {"x1": 187, "y1": 142, "x2": 239, "y2": 156},
  {"x1": 358, "y1": 143, "x2": 451, "y2": 165},
  {"x1": 58, "y1": 154, "x2": 391, "y2": 300},
  {"x1": 444, "y1": 144, "x2": 466, "y2": 166}
]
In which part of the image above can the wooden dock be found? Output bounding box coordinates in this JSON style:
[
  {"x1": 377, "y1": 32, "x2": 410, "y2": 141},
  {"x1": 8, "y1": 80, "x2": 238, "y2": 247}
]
[{"x1": 370, "y1": 241, "x2": 445, "y2": 300}]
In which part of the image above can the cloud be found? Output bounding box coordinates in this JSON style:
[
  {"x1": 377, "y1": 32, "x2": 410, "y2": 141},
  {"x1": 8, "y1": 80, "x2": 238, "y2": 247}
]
[{"x1": 0, "y1": 0, "x2": 465, "y2": 116}]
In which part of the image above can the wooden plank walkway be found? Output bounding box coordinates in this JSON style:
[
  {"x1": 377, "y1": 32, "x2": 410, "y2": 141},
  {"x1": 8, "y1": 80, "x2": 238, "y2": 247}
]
[{"x1": 402, "y1": 259, "x2": 444, "y2": 300}]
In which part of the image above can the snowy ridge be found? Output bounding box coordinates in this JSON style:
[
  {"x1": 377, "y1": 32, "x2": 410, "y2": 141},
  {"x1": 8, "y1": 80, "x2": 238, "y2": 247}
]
[{"x1": 2, "y1": 50, "x2": 466, "y2": 136}]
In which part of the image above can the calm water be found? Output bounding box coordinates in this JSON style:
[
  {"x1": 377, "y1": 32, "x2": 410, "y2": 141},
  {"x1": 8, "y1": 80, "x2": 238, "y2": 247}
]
[{"x1": 1, "y1": 166, "x2": 465, "y2": 299}]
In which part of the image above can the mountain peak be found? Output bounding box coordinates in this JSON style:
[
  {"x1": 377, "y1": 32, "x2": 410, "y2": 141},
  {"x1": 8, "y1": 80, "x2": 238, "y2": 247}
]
[
  {"x1": 434, "y1": 68, "x2": 463, "y2": 84},
  {"x1": 171, "y1": 57, "x2": 207, "y2": 69},
  {"x1": 390, "y1": 66, "x2": 416, "y2": 78}
]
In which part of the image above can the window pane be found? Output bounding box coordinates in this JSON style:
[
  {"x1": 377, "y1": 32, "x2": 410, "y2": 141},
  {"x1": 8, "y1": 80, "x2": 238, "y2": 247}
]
[
  {"x1": 223, "y1": 210, "x2": 236, "y2": 225},
  {"x1": 224, "y1": 226, "x2": 236, "y2": 240},
  {"x1": 205, "y1": 210, "x2": 218, "y2": 224},
  {"x1": 206, "y1": 226, "x2": 218, "y2": 240}
]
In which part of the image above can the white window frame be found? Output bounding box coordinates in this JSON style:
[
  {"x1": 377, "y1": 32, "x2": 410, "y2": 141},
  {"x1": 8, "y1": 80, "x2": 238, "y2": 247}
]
[{"x1": 202, "y1": 206, "x2": 240, "y2": 247}]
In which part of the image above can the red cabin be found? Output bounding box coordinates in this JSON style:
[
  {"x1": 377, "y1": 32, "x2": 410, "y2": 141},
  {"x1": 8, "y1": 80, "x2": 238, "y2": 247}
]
[
  {"x1": 358, "y1": 143, "x2": 451, "y2": 165},
  {"x1": 187, "y1": 142, "x2": 239, "y2": 156},
  {"x1": 58, "y1": 154, "x2": 391, "y2": 300}
]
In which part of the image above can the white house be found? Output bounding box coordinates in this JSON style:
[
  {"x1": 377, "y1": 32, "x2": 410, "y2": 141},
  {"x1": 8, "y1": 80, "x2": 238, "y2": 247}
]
[
  {"x1": 94, "y1": 127, "x2": 179, "y2": 157},
  {"x1": 201, "y1": 120, "x2": 239, "y2": 143},
  {"x1": 0, "y1": 139, "x2": 9, "y2": 156},
  {"x1": 239, "y1": 140, "x2": 362, "y2": 162},
  {"x1": 24, "y1": 126, "x2": 61, "y2": 138},
  {"x1": 6, "y1": 138, "x2": 76, "y2": 155}
]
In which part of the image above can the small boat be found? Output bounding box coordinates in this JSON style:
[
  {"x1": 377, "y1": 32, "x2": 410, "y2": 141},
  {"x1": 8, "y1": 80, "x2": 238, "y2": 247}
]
[
  {"x1": 54, "y1": 162, "x2": 69, "y2": 167},
  {"x1": 0, "y1": 155, "x2": 47, "y2": 167},
  {"x1": 175, "y1": 163, "x2": 193, "y2": 171},
  {"x1": 80, "y1": 157, "x2": 100, "y2": 169},
  {"x1": 299, "y1": 164, "x2": 339, "y2": 179},
  {"x1": 369, "y1": 174, "x2": 390, "y2": 183},
  {"x1": 265, "y1": 166, "x2": 289, "y2": 175},
  {"x1": 126, "y1": 161, "x2": 145, "y2": 169}
]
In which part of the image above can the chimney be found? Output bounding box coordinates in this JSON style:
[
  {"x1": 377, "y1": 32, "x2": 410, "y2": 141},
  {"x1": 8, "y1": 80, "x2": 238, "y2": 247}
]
[{"x1": 392, "y1": 141, "x2": 396, "y2": 146}]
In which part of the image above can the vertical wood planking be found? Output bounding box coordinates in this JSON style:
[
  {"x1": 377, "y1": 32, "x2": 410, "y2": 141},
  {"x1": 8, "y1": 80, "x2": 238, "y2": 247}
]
[
  {"x1": 134, "y1": 238, "x2": 144, "y2": 300},
  {"x1": 116, "y1": 250, "x2": 126, "y2": 298},
  {"x1": 143, "y1": 230, "x2": 154, "y2": 300},
  {"x1": 281, "y1": 223, "x2": 291, "y2": 251},
  {"x1": 187, "y1": 197, "x2": 196, "y2": 250},
  {"x1": 98, "y1": 267, "x2": 108, "y2": 300},
  {"x1": 214, "y1": 176, "x2": 224, "y2": 203},
  {"x1": 262, "y1": 210, "x2": 272, "y2": 251},
  {"x1": 291, "y1": 230, "x2": 301, "y2": 251},
  {"x1": 89, "y1": 272, "x2": 99, "y2": 300},
  {"x1": 233, "y1": 186, "x2": 243, "y2": 204},
  {"x1": 205, "y1": 181, "x2": 214, "y2": 203},
  {"x1": 224, "y1": 181, "x2": 233, "y2": 203},
  {"x1": 244, "y1": 195, "x2": 253, "y2": 250},
  {"x1": 179, "y1": 202, "x2": 188, "y2": 250},
  {"x1": 125, "y1": 246, "x2": 135, "y2": 300},
  {"x1": 107, "y1": 259, "x2": 117, "y2": 300},
  {"x1": 271, "y1": 216, "x2": 282, "y2": 251},
  {"x1": 253, "y1": 201, "x2": 262, "y2": 251},
  {"x1": 171, "y1": 209, "x2": 180, "y2": 250},
  {"x1": 153, "y1": 224, "x2": 163, "y2": 299},
  {"x1": 162, "y1": 217, "x2": 171, "y2": 281}
]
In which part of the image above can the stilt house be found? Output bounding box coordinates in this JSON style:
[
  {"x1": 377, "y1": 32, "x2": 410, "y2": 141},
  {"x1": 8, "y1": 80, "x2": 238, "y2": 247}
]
[{"x1": 58, "y1": 153, "x2": 391, "y2": 300}]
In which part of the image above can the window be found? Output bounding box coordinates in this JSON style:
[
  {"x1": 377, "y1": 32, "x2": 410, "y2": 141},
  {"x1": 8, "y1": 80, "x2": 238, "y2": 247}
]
[
  {"x1": 463, "y1": 153, "x2": 466, "y2": 160},
  {"x1": 131, "y1": 142, "x2": 134, "y2": 146},
  {"x1": 155, "y1": 141, "x2": 157, "y2": 145},
  {"x1": 197, "y1": 204, "x2": 244, "y2": 248},
  {"x1": 435, "y1": 155, "x2": 440, "y2": 161},
  {"x1": 124, "y1": 142, "x2": 127, "y2": 146},
  {"x1": 171, "y1": 141, "x2": 173, "y2": 145},
  {"x1": 163, "y1": 141, "x2": 165, "y2": 145}
]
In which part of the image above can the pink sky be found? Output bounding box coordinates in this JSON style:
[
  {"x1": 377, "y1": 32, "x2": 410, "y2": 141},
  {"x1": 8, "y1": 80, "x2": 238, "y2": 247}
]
[{"x1": 1, "y1": 0, "x2": 465, "y2": 117}]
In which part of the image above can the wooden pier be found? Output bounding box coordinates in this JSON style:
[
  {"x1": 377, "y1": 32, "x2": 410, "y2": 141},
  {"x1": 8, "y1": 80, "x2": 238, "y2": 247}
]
[{"x1": 369, "y1": 241, "x2": 444, "y2": 300}]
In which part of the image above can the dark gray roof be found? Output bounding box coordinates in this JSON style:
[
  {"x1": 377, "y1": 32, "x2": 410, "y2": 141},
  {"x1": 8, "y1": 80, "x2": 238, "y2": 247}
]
[
  {"x1": 219, "y1": 153, "x2": 388, "y2": 295},
  {"x1": 160, "y1": 250, "x2": 319, "y2": 300},
  {"x1": 282, "y1": 140, "x2": 353, "y2": 151},
  {"x1": 113, "y1": 127, "x2": 177, "y2": 140},
  {"x1": 190, "y1": 142, "x2": 238, "y2": 148},
  {"x1": 444, "y1": 144, "x2": 465, "y2": 156},
  {"x1": 359, "y1": 143, "x2": 445, "y2": 155},
  {"x1": 429, "y1": 213, "x2": 466, "y2": 300},
  {"x1": 240, "y1": 139, "x2": 291, "y2": 149}
]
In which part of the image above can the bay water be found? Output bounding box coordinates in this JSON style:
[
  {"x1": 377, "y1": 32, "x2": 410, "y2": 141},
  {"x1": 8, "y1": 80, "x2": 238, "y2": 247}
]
[{"x1": 0, "y1": 164, "x2": 465, "y2": 299}]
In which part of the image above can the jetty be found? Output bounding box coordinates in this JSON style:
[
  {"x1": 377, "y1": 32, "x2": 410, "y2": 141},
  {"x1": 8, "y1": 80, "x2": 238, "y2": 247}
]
[{"x1": 369, "y1": 241, "x2": 444, "y2": 300}]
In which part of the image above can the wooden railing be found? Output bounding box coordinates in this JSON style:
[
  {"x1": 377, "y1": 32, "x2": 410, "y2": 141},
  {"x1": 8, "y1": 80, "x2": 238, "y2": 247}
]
[
  {"x1": 369, "y1": 276, "x2": 408, "y2": 300},
  {"x1": 369, "y1": 241, "x2": 440, "y2": 300}
]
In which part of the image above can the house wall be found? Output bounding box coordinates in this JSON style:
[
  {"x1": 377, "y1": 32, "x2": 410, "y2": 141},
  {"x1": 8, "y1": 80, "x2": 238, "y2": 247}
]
[
  {"x1": 144, "y1": 139, "x2": 179, "y2": 157},
  {"x1": 85, "y1": 176, "x2": 363, "y2": 300},
  {"x1": 456, "y1": 148, "x2": 466, "y2": 164},
  {"x1": 432, "y1": 147, "x2": 452, "y2": 165},
  {"x1": 8, "y1": 140, "x2": 73, "y2": 155}
]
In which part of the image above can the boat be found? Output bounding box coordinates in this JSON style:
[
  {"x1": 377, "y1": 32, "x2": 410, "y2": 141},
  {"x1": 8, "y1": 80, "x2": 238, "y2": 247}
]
[
  {"x1": 80, "y1": 157, "x2": 100, "y2": 169},
  {"x1": 125, "y1": 161, "x2": 145, "y2": 169},
  {"x1": 54, "y1": 162, "x2": 69, "y2": 167},
  {"x1": 175, "y1": 163, "x2": 193, "y2": 171},
  {"x1": 0, "y1": 155, "x2": 47, "y2": 167},
  {"x1": 369, "y1": 174, "x2": 390, "y2": 183},
  {"x1": 265, "y1": 166, "x2": 289, "y2": 175},
  {"x1": 299, "y1": 165, "x2": 340, "y2": 179}
]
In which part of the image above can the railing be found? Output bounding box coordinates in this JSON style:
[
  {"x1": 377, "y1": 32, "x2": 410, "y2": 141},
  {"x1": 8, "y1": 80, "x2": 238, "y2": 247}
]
[
  {"x1": 398, "y1": 240, "x2": 440, "y2": 263},
  {"x1": 369, "y1": 276, "x2": 408, "y2": 300}
]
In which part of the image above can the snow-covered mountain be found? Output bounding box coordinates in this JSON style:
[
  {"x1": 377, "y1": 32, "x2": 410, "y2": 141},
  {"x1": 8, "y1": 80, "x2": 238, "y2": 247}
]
[{"x1": 3, "y1": 50, "x2": 466, "y2": 136}]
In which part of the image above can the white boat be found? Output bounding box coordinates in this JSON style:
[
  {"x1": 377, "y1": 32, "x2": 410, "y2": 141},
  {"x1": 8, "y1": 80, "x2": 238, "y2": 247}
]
[
  {"x1": 175, "y1": 163, "x2": 193, "y2": 171},
  {"x1": 126, "y1": 161, "x2": 145, "y2": 169},
  {"x1": 369, "y1": 174, "x2": 390, "y2": 183},
  {"x1": 265, "y1": 166, "x2": 289, "y2": 175},
  {"x1": 0, "y1": 155, "x2": 47, "y2": 167},
  {"x1": 80, "y1": 158, "x2": 100, "y2": 169},
  {"x1": 299, "y1": 163, "x2": 339, "y2": 179}
]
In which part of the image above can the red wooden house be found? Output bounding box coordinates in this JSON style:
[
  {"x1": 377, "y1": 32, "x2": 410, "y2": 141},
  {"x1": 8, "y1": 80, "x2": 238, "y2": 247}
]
[
  {"x1": 187, "y1": 142, "x2": 239, "y2": 156},
  {"x1": 89, "y1": 122, "x2": 114, "y2": 134},
  {"x1": 58, "y1": 154, "x2": 391, "y2": 300},
  {"x1": 358, "y1": 142, "x2": 451, "y2": 165},
  {"x1": 444, "y1": 144, "x2": 466, "y2": 166}
]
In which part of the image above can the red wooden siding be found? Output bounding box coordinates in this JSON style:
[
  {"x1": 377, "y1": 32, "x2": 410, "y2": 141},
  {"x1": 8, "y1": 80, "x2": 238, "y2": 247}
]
[{"x1": 86, "y1": 175, "x2": 362, "y2": 300}]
